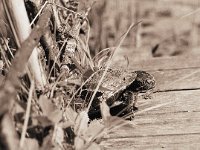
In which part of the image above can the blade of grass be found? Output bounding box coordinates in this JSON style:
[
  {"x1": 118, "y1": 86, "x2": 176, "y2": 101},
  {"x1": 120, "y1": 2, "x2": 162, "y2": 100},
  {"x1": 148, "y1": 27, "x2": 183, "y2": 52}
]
[
  {"x1": 5, "y1": 0, "x2": 47, "y2": 89},
  {"x1": 109, "y1": 101, "x2": 174, "y2": 132},
  {"x1": 86, "y1": 21, "x2": 142, "y2": 112},
  {"x1": 2, "y1": 0, "x2": 20, "y2": 47},
  {"x1": 30, "y1": 1, "x2": 48, "y2": 26},
  {"x1": 50, "y1": 71, "x2": 65, "y2": 98},
  {"x1": 78, "y1": 37, "x2": 94, "y2": 69},
  {"x1": 0, "y1": 4, "x2": 52, "y2": 115},
  {"x1": 54, "y1": 3, "x2": 83, "y2": 17},
  {"x1": 66, "y1": 70, "x2": 100, "y2": 108},
  {"x1": 20, "y1": 80, "x2": 34, "y2": 148}
]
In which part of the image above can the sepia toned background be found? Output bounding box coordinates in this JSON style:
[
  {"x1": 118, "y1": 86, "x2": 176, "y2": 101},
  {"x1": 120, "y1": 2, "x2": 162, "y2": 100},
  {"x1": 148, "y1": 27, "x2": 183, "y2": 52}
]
[
  {"x1": 83, "y1": 0, "x2": 200, "y2": 58},
  {"x1": 0, "y1": 0, "x2": 200, "y2": 149}
]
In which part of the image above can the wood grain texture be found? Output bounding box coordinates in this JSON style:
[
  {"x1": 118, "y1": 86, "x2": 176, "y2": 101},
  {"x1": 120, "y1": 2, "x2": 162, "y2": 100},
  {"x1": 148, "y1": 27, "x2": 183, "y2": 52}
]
[
  {"x1": 113, "y1": 54, "x2": 200, "y2": 90},
  {"x1": 102, "y1": 69, "x2": 200, "y2": 150},
  {"x1": 109, "y1": 90, "x2": 200, "y2": 137},
  {"x1": 129, "y1": 55, "x2": 200, "y2": 70},
  {"x1": 138, "y1": 90, "x2": 200, "y2": 114},
  {"x1": 102, "y1": 135, "x2": 200, "y2": 150},
  {"x1": 150, "y1": 68, "x2": 200, "y2": 91},
  {"x1": 113, "y1": 54, "x2": 200, "y2": 71}
]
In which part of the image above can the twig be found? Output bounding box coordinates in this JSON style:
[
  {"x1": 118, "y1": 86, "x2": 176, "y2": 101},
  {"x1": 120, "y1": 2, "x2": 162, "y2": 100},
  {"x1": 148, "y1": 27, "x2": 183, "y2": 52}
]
[
  {"x1": 7, "y1": 5, "x2": 51, "y2": 84},
  {"x1": 50, "y1": 71, "x2": 65, "y2": 98},
  {"x1": 86, "y1": 21, "x2": 142, "y2": 112},
  {"x1": 2, "y1": 0, "x2": 20, "y2": 47},
  {"x1": 0, "y1": 6, "x2": 51, "y2": 149},
  {"x1": 54, "y1": 3, "x2": 83, "y2": 17},
  {"x1": 66, "y1": 70, "x2": 100, "y2": 108},
  {"x1": 0, "y1": 4, "x2": 52, "y2": 116},
  {"x1": 6, "y1": 0, "x2": 47, "y2": 89},
  {"x1": 20, "y1": 80, "x2": 34, "y2": 148},
  {"x1": 30, "y1": 1, "x2": 48, "y2": 26}
]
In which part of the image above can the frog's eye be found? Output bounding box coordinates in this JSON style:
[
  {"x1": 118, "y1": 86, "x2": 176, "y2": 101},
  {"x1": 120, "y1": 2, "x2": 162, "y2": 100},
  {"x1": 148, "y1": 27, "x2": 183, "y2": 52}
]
[
  {"x1": 146, "y1": 79, "x2": 155, "y2": 88},
  {"x1": 146, "y1": 79, "x2": 152, "y2": 84}
]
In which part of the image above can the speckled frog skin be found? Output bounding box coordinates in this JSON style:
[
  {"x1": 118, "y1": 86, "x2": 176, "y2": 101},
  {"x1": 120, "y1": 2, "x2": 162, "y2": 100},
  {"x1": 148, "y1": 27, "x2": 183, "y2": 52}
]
[{"x1": 82, "y1": 68, "x2": 156, "y2": 119}]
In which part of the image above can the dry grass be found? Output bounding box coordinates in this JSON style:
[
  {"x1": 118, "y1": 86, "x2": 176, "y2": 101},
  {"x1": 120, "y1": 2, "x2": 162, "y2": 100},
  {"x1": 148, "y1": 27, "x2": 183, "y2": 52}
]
[
  {"x1": 0, "y1": 1, "x2": 140, "y2": 149},
  {"x1": 0, "y1": 0, "x2": 200, "y2": 150}
]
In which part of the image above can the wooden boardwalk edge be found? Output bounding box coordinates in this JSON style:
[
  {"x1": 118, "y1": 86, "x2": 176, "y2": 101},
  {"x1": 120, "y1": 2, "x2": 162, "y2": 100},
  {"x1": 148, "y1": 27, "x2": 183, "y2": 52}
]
[{"x1": 128, "y1": 54, "x2": 200, "y2": 71}]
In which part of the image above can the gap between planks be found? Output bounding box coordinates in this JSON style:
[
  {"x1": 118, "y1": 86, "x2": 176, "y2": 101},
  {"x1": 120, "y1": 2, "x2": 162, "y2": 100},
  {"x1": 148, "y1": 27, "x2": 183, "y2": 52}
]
[
  {"x1": 130, "y1": 81, "x2": 200, "y2": 138},
  {"x1": 128, "y1": 54, "x2": 200, "y2": 71}
]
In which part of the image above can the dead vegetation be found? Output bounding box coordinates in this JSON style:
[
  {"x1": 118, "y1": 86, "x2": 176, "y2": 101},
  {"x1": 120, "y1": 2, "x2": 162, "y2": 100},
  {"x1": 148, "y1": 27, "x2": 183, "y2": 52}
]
[
  {"x1": 0, "y1": 0, "x2": 143, "y2": 149},
  {"x1": 0, "y1": 0, "x2": 200, "y2": 150}
]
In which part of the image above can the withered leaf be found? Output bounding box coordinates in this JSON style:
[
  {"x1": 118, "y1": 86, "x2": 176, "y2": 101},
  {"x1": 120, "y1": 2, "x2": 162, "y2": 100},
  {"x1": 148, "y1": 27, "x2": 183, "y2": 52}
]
[
  {"x1": 100, "y1": 100, "x2": 111, "y2": 122},
  {"x1": 74, "y1": 111, "x2": 89, "y2": 136},
  {"x1": 38, "y1": 95, "x2": 62, "y2": 124}
]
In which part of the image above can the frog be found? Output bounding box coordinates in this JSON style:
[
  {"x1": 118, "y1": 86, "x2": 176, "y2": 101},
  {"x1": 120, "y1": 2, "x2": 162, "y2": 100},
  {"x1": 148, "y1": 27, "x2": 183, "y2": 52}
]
[{"x1": 81, "y1": 68, "x2": 156, "y2": 120}]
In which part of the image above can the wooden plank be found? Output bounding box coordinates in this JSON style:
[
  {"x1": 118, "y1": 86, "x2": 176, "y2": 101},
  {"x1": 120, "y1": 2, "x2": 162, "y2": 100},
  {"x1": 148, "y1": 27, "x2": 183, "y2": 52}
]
[
  {"x1": 138, "y1": 90, "x2": 200, "y2": 114},
  {"x1": 108, "y1": 117, "x2": 200, "y2": 138},
  {"x1": 101, "y1": 90, "x2": 200, "y2": 149},
  {"x1": 150, "y1": 68, "x2": 200, "y2": 91},
  {"x1": 102, "y1": 134, "x2": 200, "y2": 150},
  {"x1": 113, "y1": 59, "x2": 200, "y2": 91},
  {"x1": 106, "y1": 90, "x2": 200, "y2": 137},
  {"x1": 113, "y1": 54, "x2": 200, "y2": 70},
  {"x1": 129, "y1": 55, "x2": 200, "y2": 70},
  {"x1": 82, "y1": 52, "x2": 200, "y2": 148},
  {"x1": 135, "y1": 112, "x2": 200, "y2": 126}
]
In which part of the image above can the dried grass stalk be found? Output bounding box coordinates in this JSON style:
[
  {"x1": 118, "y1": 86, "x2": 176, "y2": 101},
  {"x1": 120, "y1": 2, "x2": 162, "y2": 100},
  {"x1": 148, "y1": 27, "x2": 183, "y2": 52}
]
[
  {"x1": 5, "y1": 0, "x2": 47, "y2": 90},
  {"x1": 0, "y1": 3, "x2": 52, "y2": 116}
]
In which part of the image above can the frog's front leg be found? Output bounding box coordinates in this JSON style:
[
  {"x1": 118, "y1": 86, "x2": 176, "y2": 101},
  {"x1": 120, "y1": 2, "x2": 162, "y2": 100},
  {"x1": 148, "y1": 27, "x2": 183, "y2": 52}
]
[
  {"x1": 133, "y1": 92, "x2": 139, "y2": 108},
  {"x1": 126, "y1": 92, "x2": 139, "y2": 120},
  {"x1": 142, "y1": 89, "x2": 154, "y2": 99}
]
